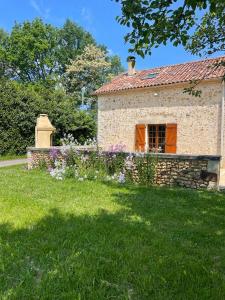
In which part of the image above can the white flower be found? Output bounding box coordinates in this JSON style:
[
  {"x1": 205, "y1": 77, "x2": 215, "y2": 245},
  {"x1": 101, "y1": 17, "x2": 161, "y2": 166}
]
[
  {"x1": 118, "y1": 172, "x2": 125, "y2": 184},
  {"x1": 78, "y1": 177, "x2": 84, "y2": 181},
  {"x1": 125, "y1": 158, "x2": 134, "y2": 170},
  {"x1": 60, "y1": 134, "x2": 97, "y2": 147},
  {"x1": 49, "y1": 159, "x2": 66, "y2": 180}
]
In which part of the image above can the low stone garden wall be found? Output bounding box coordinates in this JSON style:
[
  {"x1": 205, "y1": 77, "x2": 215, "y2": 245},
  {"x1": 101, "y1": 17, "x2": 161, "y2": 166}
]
[
  {"x1": 154, "y1": 154, "x2": 220, "y2": 189},
  {"x1": 27, "y1": 146, "x2": 97, "y2": 169},
  {"x1": 27, "y1": 147, "x2": 221, "y2": 190}
]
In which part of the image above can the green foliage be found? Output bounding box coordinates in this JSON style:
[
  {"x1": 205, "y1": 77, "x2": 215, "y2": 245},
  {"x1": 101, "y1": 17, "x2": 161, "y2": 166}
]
[
  {"x1": 0, "y1": 17, "x2": 124, "y2": 88},
  {"x1": 0, "y1": 18, "x2": 124, "y2": 154},
  {"x1": 0, "y1": 19, "x2": 94, "y2": 84},
  {"x1": 133, "y1": 154, "x2": 156, "y2": 186},
  {"x1": 0, "y1": 18, "x2": 124, "y2": 86},
  {"x1": 0, "y1": 80, "x2": 96, "y2": 154},
  {"x1": 36, "y1": 158, "x2": 49, "y2": 170},
  {"x1": 115, "y1": 0, "x2": 225, "y2": 95},
  {"x1": 1, "y1": 19, "x2": 59, "y2": 84},
  {"x1": 66, "y1": 44, "x2": 124, "y2": 108},
  {"x1": 115, "y1": 0, "x2": 225, "y2": 57},
  {"x1": 49, "y1": 149, "x2": 156, "y2": 186},
  {"x1": 66, "y1": 44, "x2": 111, "y2": 94},
  {"x1": 186, "y1": 12, "x2": 225, "y2": 64},
  {"x1": 0, "y1": 29, "x2": 8, "y2": 78},
  {"x1": 58, "y1": 19, "x2": 96, "y2": 73},
  {"x1": 106, "y1": 55, "x2": 124, "y2": 76}
]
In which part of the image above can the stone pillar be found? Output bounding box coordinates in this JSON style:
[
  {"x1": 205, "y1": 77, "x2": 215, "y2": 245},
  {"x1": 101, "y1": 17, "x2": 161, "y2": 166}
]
[{"x1": 35, "y1": 114, "x2": 56, "y2": 148}]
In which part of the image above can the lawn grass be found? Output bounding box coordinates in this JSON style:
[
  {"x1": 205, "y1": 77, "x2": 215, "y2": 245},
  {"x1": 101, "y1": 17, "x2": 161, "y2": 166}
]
[
  {"x1": 0, "y1": 154, "x2": 26, "y2": 161},
  {"x1": 0, "y1": 165, "x2": 225, "y2": 299}
]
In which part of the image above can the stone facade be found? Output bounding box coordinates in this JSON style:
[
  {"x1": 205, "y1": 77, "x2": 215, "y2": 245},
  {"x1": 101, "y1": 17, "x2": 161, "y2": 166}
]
[{"x1": 98, "y1": 80, "x2": 224, "y2": 163}]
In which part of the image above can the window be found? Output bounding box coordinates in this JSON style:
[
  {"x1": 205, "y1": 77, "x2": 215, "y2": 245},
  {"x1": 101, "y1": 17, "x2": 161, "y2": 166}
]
[
  {"x1": 142, "y1": 72, "x2": 159, "y2": 79},
  {"x1": 135, "y1": 124, "x2": 177, "y2": 153},
  {"x1": 148, "y1": 124, "x2": 166, "y2": 153}
]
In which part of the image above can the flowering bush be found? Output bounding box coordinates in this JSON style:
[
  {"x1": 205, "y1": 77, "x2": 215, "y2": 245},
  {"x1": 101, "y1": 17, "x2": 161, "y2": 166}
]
[
  {"x1": 49, "y1": 148, "x2": 61, "y2": 160},
  {"x1": 49, "y1": 160, "x2": 67, "y2": 180},
  {"x1": 44, "y1": 136, "x2": 155, "y2": 185},
  {"x1": 47, "y1": 148, "x2": 155, "y2": 186},
  {"x1": 60, "y1": 133, "x2": 97, "y2": 147}
]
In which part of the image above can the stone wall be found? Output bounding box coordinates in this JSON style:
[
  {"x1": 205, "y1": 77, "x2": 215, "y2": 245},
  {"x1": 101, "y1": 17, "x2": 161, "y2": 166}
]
[
  {"x1": 154, "y1": 154, "x2": 220, "y2": 189},
  {"x1": 27, "y1": 147, "x2": 221, "y2": 190},
  {"x1": 98, "y1": 80, "x2": 223, "y2": 158},
  {"x1": 27, "y1": 146, "x2": 97, "y2": 169},
  {"x1": 27, "y1": 148, "x2": 59, "y2": 169}
]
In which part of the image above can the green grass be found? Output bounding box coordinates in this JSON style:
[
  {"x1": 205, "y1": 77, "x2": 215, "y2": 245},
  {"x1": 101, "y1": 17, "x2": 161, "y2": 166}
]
[
  {"x1": 0, "y1": 166, "x2": 225, "y2": 299},
  {"x1": 0, "y1": 154, "x2": 26, "y2": 161}
]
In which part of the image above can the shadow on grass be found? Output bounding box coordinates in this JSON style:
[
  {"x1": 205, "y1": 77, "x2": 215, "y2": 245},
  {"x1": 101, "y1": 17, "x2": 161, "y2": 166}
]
[{"x1": 1, "y1": 185, "x2": 225, "y2": 299}]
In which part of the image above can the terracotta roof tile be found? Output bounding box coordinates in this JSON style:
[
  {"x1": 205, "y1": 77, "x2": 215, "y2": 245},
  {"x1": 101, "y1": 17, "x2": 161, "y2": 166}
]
[{"x1": 94, "y1": 56, "x2": 225, "y2": 95}]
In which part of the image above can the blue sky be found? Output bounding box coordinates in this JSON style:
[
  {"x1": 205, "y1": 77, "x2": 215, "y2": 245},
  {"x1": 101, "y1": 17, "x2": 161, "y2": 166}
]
[{"x1": 0, "y1": 0, "x2": 213, "y2": 70}]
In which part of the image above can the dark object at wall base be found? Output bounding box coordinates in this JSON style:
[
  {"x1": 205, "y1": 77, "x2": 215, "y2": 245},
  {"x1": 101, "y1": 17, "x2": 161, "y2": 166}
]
[{"x1": 201, "y1": 170, "x2": 217, "y2": 182}]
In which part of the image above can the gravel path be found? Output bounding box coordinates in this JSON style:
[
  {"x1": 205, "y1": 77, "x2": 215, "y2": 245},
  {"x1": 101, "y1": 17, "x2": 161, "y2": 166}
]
[{"x1": 0, "y1": 159, "x2": 27, "y2": 168}]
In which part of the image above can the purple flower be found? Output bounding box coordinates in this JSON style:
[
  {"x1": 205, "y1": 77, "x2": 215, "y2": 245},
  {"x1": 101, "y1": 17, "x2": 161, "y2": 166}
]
[
  {"x1": 50, "y1": 148, "x2": 59, "y2": 160},
  {"x1": 108, "y1": 143, "x2": 126, "y2": 152}
]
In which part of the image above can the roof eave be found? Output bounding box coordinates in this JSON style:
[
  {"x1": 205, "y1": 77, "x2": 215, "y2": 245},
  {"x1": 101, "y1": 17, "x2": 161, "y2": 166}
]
[{"x1": 94, "y1": 76, "x2": 223, "y2": 96}]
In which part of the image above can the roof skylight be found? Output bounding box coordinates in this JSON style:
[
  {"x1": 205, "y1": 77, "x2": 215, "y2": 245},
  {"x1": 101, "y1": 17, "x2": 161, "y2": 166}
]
[{"x1": 143, "y1": 72, "x2": 158, "y2": 79}]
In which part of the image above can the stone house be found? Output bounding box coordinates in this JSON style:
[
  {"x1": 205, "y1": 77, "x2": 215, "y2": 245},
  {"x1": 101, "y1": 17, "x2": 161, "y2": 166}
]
[{"x1": 94, "y1": 56, "x2": 225, "y2": 166}]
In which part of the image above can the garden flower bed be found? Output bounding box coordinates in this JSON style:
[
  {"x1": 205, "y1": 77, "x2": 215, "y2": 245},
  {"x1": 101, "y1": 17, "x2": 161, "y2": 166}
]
[
  {"x1": 47, "y1": 147, "x2": 156, "y2": 185},
  {"x1": 27, "y1": 134, "x2": 221, "y2": 189}
]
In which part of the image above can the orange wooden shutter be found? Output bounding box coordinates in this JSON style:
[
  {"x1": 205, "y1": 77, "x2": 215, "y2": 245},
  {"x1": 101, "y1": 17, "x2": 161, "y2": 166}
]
[
  {"x1": 165, "y1": 124, "x2": 177, "y2": 153},
  {"x1": 135, "y1": 124, "x2": 146, "y2": 152}
]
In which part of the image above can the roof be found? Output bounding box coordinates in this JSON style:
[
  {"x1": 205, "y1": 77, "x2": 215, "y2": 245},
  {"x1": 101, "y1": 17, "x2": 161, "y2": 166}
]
[{"x1": 94, "y1": 56, "x2": 225, "y2": 95}]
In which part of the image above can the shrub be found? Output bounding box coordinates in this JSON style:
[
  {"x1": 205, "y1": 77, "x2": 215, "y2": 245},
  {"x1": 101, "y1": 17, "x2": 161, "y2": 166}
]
[
  {"x1": 48, "y1": 145, "x2": 156, "y2": 186},
  {"x1": 0, "y1": 80, "x2": 96, "y2": 154}
]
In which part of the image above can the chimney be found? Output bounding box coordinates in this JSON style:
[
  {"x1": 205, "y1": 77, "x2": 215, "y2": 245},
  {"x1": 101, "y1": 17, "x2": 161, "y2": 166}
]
[
  {"x1": 35, "y1": 114, "x2": 56, "y2": 148},
  {"x1": 127, "y1": 56, "x2": 136, "y2": 76}
]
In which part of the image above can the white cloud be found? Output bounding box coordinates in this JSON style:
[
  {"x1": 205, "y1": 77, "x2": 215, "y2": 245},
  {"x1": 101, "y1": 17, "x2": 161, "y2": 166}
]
[
  {"x1": 107, "y1": 49, "x2": 114, "y2": 56},
  {"x1": 30, "y1": 0, "x2": 50, "y2": 19},
  {"x1": 30, "y1": 0, "x2": 41, "y2": 14},
  {"x1": 81, "y1": 7, "x2": 92, "y2": 24}
]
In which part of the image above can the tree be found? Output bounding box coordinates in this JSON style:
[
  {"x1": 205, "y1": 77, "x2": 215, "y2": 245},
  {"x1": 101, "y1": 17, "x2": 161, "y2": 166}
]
[
  {"x1": 106, "y1": 54, "x2": 125, "y2": 79},
  {"x1": 1, "y1": 19, "x2": 59, "y2": 84},
  {"x1": 66, "y1": 45, "x2": 111, "y2": 92},
  {"x1": 186, "y1": 11, "x2": 225, "y2": 58},
  {"x1": 0, "y1": 18, "x2": 124, "y2": 153},
  {"x1": 0, "y1": 29, "x2": 9, "y2": 78},
  {"x1": 58, "y1": 19, "x2": 96, "y2": 73},
  {"x1": 184, "y1": 10, "x2": 225, "y2": 95},
  {"x1": 115, "y1": 0, "x2": 225, "y2": 95},
  {"x1": 66, "y1": 44, "x2": 124, "y2": 106},
  {"x1": 0, "y1": 80, "x2": 96, "y2": 154},
  {"x1": 115, "y1": 0, "x2": 225, "y2": 60},
  {"x1": 0, "y1": 18, "x2": 122, "y2": 85}
]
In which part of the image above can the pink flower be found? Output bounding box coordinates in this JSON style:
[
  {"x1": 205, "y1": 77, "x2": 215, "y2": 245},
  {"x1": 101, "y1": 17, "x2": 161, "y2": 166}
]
[{"x1": 108, "y1": 143, "x2": 126, "y2": 152}]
